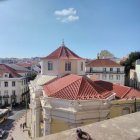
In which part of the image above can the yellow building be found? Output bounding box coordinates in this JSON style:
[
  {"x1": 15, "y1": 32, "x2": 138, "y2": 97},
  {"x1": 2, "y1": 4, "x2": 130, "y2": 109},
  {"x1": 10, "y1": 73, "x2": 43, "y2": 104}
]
[
  {"x1": 29, "y1": 42, "x2": 140, "y2": 139},
  {"x1": 40, "y1": 41, "x2": 85, "y2": 76},
  {"x1": 110, "y1": 98, "x2": 140, "y2": 118}
]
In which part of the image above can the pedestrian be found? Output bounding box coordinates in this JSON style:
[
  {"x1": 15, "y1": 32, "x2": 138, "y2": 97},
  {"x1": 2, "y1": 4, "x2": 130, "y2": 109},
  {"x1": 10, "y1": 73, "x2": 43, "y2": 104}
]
[
  {"x1": 23, "y1": 123, "x2": 24, "y2": 131},
  {"x1": 24, "y1": 122, "x2": 27, "y2": 128},
  {"x1": 20, "y1": 123, "x2": 22, "y2": 129}
]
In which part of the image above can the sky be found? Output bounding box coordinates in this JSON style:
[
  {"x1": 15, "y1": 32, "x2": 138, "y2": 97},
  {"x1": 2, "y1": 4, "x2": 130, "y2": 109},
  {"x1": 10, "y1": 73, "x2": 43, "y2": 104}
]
[{"x1": 0, "y1": 0, "x2": 140, "y2": 59}]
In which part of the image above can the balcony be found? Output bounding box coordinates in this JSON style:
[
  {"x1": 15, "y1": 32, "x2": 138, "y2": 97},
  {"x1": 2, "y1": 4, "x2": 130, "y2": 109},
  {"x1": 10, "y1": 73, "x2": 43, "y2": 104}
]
[{"x1": 86, "y1": 70, "x2": 125, "y2": 74}]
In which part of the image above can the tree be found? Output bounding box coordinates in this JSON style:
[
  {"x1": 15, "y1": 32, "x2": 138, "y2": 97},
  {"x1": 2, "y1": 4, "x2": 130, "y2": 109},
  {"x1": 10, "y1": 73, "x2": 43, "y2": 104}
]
[
  {"x1": 121, "y1": 51, "x2": 140, "y2": 75},
  {"x1": 98, "y1": 50, "x2": 114, "y2": 59}
]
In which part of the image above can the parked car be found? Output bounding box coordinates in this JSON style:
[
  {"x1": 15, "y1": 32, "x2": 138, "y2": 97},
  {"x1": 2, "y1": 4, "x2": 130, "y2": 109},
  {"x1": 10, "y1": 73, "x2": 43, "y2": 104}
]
[{"x1": 0, "y1": 129, "x2": 6, "y2": 138}]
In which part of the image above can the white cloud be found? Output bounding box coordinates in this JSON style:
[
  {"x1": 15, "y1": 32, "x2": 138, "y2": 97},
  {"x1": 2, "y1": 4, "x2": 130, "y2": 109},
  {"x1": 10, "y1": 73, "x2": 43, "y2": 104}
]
[{"x1": 54, "y1": 8, "x2": 79, "y2": 23}]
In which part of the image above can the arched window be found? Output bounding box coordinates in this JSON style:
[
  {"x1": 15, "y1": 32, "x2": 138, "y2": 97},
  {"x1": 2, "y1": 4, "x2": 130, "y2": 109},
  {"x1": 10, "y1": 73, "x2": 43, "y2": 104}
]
[{"x1": 122, "y1": 107, "x2": 130, "y2": 115}]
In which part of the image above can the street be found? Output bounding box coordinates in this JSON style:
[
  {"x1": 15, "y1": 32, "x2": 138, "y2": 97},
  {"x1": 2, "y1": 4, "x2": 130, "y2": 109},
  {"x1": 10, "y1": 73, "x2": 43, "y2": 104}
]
[{"x1": 0, "y1": 107, "x2": 26, "y2": 139}]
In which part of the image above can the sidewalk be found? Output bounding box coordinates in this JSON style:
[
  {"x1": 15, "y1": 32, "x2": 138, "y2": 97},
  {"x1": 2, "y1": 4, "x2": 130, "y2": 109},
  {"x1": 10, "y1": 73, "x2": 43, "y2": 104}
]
[{"x1": 8, "y1": 110, "x2": 31, "y2": 140}]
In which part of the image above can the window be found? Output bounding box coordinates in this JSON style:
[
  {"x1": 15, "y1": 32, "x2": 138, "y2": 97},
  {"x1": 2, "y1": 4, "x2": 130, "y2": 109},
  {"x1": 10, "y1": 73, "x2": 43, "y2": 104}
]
[
  {"x1": 102, "y1": 74, "x2": 106, "y2": 80},
  {"x1": 122, "y1": 107, "x2": 130, "y2": 115},
  {"x1": 117, "y1": 68, "x2": 120, "y2": 73},
  {"x1": 12, "y1": 81, "x2": 16, "y2": 87},
  {"x1": 109, "y1": 75, "x2": 113, "y2": 80},
  {"x1": 110, "y1": 68, "x2": 113, "y2": 72},
  {"x1": 4, "y1": 82, "x2": 8, "y2": 87},
  {"x1": 103, "y1": 68, "x2": 106, "y2": 72},
  {"x1": 48, "y1": 61, "x2": 53, "y2": 71},
  {"x1": 12, "y1": 90, "x2": 16, "y2": 96},
  {"x1": 81, "y1": 62, "x2": 83, "y2": 71},
  {"x1": 65, "y1": 62, "x2": 71, "y2": 71},
  {"x1": 116, "y1": 75, "x2": 120, "y2": 80},
  {"x1": 4, "y1": 90, "x2": 8, "y2": 95},
  {"x1": 136, "y1": 106, "x2": 140, "y2": 112}
]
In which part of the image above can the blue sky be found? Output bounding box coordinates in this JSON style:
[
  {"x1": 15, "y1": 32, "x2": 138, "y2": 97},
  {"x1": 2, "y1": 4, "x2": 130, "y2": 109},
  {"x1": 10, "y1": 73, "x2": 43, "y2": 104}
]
[{"x1": 0, "y1": 0, "x2": 140, "y2": 58}]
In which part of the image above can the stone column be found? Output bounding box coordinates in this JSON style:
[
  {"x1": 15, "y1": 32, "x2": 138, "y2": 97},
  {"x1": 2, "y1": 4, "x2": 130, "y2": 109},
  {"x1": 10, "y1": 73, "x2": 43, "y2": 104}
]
[
  {"x1": 31, "y1": 98, "x2": 41, "y2": 138},
  {"x1": 43, "y1": 107, "x2": 52, "y2": 136}
]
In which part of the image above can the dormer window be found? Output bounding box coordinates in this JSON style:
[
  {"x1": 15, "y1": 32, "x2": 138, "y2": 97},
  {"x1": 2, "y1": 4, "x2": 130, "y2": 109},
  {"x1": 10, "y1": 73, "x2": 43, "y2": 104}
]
[
  {"x1": 65, "y1": 62, "x2": 71, "y2": 71},
  {"x1": 4, "y1": 73, "x2": 9, "y2": 78},
  {"x1": 48, "y1": 61, "x2": 53, "y2": 71}
]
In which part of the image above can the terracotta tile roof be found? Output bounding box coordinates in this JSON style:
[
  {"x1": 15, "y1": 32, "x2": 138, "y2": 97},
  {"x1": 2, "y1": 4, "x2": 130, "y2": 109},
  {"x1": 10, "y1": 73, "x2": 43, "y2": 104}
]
[
  {"x1": 43, "y1": 74, "x2": 113, "y2": 100},
  {"x1": 42, "y1": 44, "x2": 83, "y2": 60},
  {"x1": 94, "y1": 80, "x2": 140, "y2": 99},
  {"x1": 86, "y1": 59, "x2": 122, "y2": 67},
  {"x1": 126, "y1": 89, "x2": 140, "y2": 98},
  {"x1": 0, "y1": 64, "x2": 21, "y2": 78}
]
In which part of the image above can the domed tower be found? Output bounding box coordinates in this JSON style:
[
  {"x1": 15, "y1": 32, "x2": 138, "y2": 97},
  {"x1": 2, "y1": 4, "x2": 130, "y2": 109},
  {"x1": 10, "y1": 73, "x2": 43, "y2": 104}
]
[{"x1": 40, "y1": 41, "x2": 85, "y2": 76}]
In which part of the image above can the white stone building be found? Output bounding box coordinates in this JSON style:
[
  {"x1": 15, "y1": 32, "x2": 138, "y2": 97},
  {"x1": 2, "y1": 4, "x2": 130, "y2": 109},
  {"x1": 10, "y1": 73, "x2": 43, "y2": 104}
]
[
  {"x1": 0, "y1": 64, "x2": 29, "y2": 107},
  {"x1": 129, "y1": 59, "x2": 140, "y2": 89},
  {"x1": 86, "y1": 59, "x2": 125, "y2": 85}
]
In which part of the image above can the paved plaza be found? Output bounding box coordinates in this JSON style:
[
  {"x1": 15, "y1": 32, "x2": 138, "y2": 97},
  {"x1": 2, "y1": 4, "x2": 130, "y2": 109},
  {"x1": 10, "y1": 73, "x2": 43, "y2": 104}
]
[{"x1": 7, "y1": 110, "x2": 31, "y2": 140}]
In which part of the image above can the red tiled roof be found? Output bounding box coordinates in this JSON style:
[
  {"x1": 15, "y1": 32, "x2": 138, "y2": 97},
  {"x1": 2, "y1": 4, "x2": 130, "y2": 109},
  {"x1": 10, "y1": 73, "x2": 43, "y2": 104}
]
[
  {"x1": 86, "y1": 59, "x2": 122, "y2": 67},
  {"x1": 0, "y1": 64, "x2": 21, "y2": 78},
  {"x1": 126, "y1": 89, "x2": 140, "y2": 98},
  {"x1": 42, "y1": 44, "x2": 83, "y2": 60},
  {"x1": 43, "y1": 74, "x2": 113, "y2": 100},
  {"x1": 94, "y1": 80, "x2": 140, "y2": 99}
]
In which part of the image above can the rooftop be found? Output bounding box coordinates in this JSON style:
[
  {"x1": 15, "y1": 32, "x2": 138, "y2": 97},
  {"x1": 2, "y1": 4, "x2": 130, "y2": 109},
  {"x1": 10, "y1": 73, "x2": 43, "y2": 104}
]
[
  {"x1": 44, "y1": 74, "x2": 113, "y2": 100},
  {"x1": 42, "y1": 42, "x2": 83, "y2": 60},
  {"x1": 43, "y1": 74, "x2": 140, "y2": 100},
  {"x1": 86, "y1": 59, "x2": 123, "y2": 67},
  {"x1": 0, "y1": 64, "x2": 21, "y2": 78}
]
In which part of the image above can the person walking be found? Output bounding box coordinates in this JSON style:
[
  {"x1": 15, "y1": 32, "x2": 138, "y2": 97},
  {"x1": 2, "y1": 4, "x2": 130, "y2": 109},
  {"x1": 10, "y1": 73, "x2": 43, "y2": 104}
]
[
  {"x1": 23, "y1": 123, "x2": 24, "y2": 132},
  {"x1": 20, "y1": 123, "x2": 22, "y2": 130}
]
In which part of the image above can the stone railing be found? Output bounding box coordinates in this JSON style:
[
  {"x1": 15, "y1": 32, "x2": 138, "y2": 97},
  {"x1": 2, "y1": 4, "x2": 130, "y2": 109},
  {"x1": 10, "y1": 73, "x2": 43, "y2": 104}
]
[{"x1": 36, "y1": 112, "x2": 140, "y2": 140}]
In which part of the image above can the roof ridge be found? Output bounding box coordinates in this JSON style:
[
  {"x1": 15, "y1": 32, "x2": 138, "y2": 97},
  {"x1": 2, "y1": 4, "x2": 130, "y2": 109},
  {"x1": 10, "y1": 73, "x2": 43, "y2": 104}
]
[
  {"x1": 76, "y1": 77, "x2": 86, "y2": 100},
  {"x1": 121, "y1": 87, "x2": 132, "y2": 98},
  {"x1": 52, "y1": 76, "x2": 82, "y2": 98}
]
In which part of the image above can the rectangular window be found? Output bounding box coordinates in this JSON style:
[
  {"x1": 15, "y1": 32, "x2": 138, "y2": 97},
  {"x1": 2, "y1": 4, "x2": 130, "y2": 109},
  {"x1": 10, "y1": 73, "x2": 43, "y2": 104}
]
[
  {"x1": 103, "y1": 68, "x2": 106, "y2": 72},
  {"x1": 12, "y1": 81, "x2": 16, "y2": 87},
  {"x1": 4, "y1": 82, "x2": 8, "y2": 87},
  {"x1": 81, "y1": 62, "x2": 83, "y2": 71},
  {"x1": 109, "y1": 75, "x2": 113, "y2": 80},
  {"x1": 4, "y1": 90, "x2": 8, "y2": 95},
  {"x1": 110, "y1": 68, "x2": 113, "y2": 72},
  {"x1": 116, "y1": 75, "x2": 120, "y2": 80},
  {"x1": 48, "y1": 61, "x2": 53, "y2": 71},
  {"x1": 65, "y1": 62, "x2": 71, "y2": 71},
  {"x1": 117, "y1": 68, "x2": 120, "y2": 73},
  {"x1": 12, "y1": 90, "x2": 16, "y2": 95}
]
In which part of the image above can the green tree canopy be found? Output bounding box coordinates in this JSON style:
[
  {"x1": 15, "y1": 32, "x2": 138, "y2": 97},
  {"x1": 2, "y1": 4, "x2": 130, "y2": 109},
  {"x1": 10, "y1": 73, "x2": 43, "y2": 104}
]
[
  {"x1": 99, "y1": 50, "x2": 114, "y2": 58},
  {"x1": 121, "y1": 51, "x2": 140, "y2": 75}
]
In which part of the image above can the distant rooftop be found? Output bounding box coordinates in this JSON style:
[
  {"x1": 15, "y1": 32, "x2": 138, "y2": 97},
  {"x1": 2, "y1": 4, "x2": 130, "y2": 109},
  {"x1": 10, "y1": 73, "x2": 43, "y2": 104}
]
[
  {"x1": 37, "y1": 112, "x2": 140, "y2": 140},
  {"x1": 42, "y1": 42, "x2": 83, "y2": 60},
  {"x1": 87, "y1": 59, "x2": 123, "y2": 67}
]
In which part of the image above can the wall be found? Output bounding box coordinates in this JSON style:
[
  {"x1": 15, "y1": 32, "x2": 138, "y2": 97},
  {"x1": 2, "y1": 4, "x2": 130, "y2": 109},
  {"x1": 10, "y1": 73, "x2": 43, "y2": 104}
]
[{"x1": 110, "y1": 99, "x2": 140, "y2": 118}]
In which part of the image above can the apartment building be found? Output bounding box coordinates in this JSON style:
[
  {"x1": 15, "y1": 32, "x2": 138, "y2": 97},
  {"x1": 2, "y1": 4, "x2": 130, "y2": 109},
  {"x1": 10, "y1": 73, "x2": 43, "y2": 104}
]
[
  {"x1": 0, "y1": 64, "x2": 29, "y2": 107},
  {"x1": 86, "y1": 59, "x2": 125, "y2": 85},
  {"x1": 129, "y1": 59, "x2": 140, "y2": 89}
]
